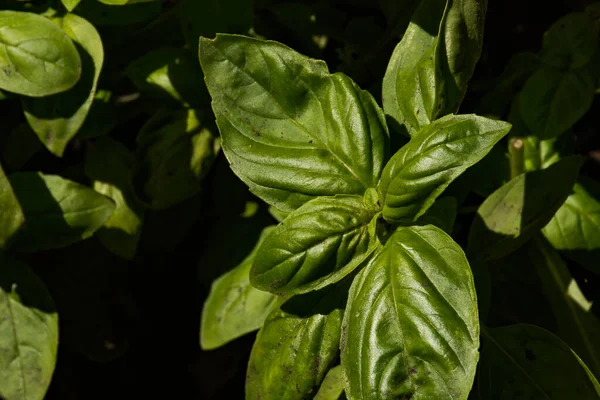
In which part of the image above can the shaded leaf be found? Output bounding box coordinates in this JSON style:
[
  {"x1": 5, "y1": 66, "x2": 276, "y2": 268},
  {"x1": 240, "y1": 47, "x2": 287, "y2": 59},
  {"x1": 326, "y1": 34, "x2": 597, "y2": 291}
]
[
  {"x1": 416, "y1": 195, "x2": 457, "y2": 235},
  {"x1": 200, "y1": 34, "x2": 389, "y2": 212},
  {"x1": 0, "y1": 162, "x2": 24, "y2": 249},
  {"x1": 314, "y1": 365, "x2": 344, "y2": 400},
  {"x1": 73, "y1": 0, "x2": 161, "y2": 26},
  {"x1": 341, "y1": 224, "x2": 479, "y2": 400},
  {"x1": 541, "y1": 12, "x2": 598, "y2": 69}
]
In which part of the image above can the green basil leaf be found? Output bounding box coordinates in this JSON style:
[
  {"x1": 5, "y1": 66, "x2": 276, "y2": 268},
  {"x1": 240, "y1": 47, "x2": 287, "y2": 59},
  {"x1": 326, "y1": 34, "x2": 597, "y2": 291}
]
[
  {"x1": 378, "y1": 114, "x2": 511, "y2": 223},
  {"x1": 540, "y1": 12, "x2": 598, "y2": 70},
  {"x1": 382, "y1": 0, "x2": 487, "y2": 135},
  {"x1": 542, "y1": 177, "x2": 600, "y2": 273},
  {"x1": 74, "y1": 89, "x2": 117, "y2": 140},
  {"x1": 200, "y1": 34, "x2": 389, "y2": 212},
  {"x1": 268, "y1": 206, "x2": 289, "y2": 223},
  {"x1": 0, "y1": 255, "x2": 58, "y2": 400},
  {"x1": 478, "y1": 324, "x2": 600, "y2": 399},
  {"x1": 0, "y1": 162, "x2": 24, "y2": 250},
  {"x1": 314, "y1": 365, "x2": 344, "y2": 400},
  {"x1": 529, "y1": 237, "x2": 600, "y2": 378},
  {"x1": 9, "y1": 172, "x2": 115, "y2": 252},
  {"x1": 180, "y1": 0, "x2": 253, "y2": 50},
  {"x1": 85, "y1": 137, "x2": 145, "y2": 260},
  {"x1": 341, "y1": 225, "x2": 479, "y2": 400},
  {"x1": 132, "y1": 108, "x2": 220, "y2": 210},
  {"x1": 0, "y1": 11, "x2": 81, "y2": 97},
  {"x1": 518, "y1": 66, "x2": 595, "y2": 139},
  {"x1": 251, "y1": 194, "x2": 380, "y2": 295},
  {"x1": 416, "y1": 196, "x2": 457, "y2": 235},
  {"x1": 125, "y1": 48, "x2": 209, "y2": 108},
  {"x1": 73, "y1": 0, "x2": 161, "y2": 26},
  {"x1": 467, "y1": 156, "x2": 582, "y2": 262},
  {"x1": 201, "y1": 226, "x2": 282, "y2": 350},
  {"x1": 61, "y1": 0, "x2": 81, "y2": 11},
  {"x1": 22, "y1": 14, "x2": 103, "y2": 157},
  {"x1": 246, "y1": 280, "x2": 348, "y2": 400}
]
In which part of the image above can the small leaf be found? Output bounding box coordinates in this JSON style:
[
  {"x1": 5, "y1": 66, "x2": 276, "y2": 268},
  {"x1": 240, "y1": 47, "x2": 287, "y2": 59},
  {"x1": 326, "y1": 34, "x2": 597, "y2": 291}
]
[
  {"x1": 478, "y1": 324, "x2": 600, "y2": 399},
  {"x1": 0, "y1": 255, "x2": 58, "y2": 400},
  {"x1": 61, "y1": 0, "x2": 82, "y2": 11},
  {"x1": 542, "y1": 177, "x2": 600, "y2": 273},
  {"x1": 382, "y1": 0, "x2": 487, "y2": 135},
  {"x1": 9, "y1": 172, "x2": 115, "y2": 252},
  {"x1": 519, "y1": 66, "x2": 595, "y2": 139},
  {"x1": 378, "y1": 114, "x2": 511, "y2": 223},
  {"x1": 467, "y1": 156, "x2": 582, "y2": 262},
  {"x1": 540, "y1": 12, "x2": 598, "y2": 69},
  {"x1": 0, "y1": 11, "x2": 81, "y2": 97},
  {"x1": 22, "y1": 13, "x2": 104, "y2": 157},
  {"x1": 131, "y1": 108, "x2": 220, "y2": 210},
  {"x1": 125, "y1": 47, "x2": 209, "y2": 108},
  {"x1": 200, "y1": 34, "x2": 389, "y2": 212},
  {"x1": 246, "y1": 280, "x2": 348, "y2": 400},
  {"x1": 529, "y1": 237, "x2": 600, "y2": 378},
  {"x1": 341, "y1": 225, "x2": 479, "y2": 400},
  {"x1": 251, "y1": 195, "x2": 380, "y2": 295},
  {"x1": 201, "y1": 226, "x2": 282, "y2": 350},
  {"x1": 314, "y1": 365, "x2": 344, "y2": 400},
  {"x1": 268, "y1": 206, "x2": 289, "y2": 223},
  {"x1": 85, "y1": 137, "x2": 145, "y2": 260},
  {"x1": 0, "y1": 162, "x2": 24, "y2": 250}
]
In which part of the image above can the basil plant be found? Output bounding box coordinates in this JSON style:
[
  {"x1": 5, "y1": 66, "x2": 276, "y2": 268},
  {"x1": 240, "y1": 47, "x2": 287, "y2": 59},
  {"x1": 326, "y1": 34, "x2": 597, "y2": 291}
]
[{"x1": 198, "y1": 0, "x2": 516, "y2": 398}]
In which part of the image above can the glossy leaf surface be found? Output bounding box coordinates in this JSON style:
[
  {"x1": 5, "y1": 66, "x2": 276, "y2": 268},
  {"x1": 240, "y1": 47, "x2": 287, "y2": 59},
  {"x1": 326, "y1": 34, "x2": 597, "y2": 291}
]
[
  {"x1": 9, "y1": 173, "x2": 115, "y2": 252},
  {"x1": 341, "y1": 225, "x2": 479, "y2": 400},
  {"x1": 201, "y1": 226, "x2": 281, "y2": 350},
  {"x1": 23, "y1": 13, "x2": 104, "y2": 157},
  {"x1": 200, "y1": 34, "x2": 389, "y2": 212},
  {"x1": 468, "y1": 156, "x2": 582, "y2": 262},
  {"x1": 251, "y1": 195, "x2": 380, "y2": 295},
  {"x1": 0, "y1": 255, "x2": 58, "y2": 400},
  {"x1": 378, "y1": 114, "x2": 510, "y2": 223}
]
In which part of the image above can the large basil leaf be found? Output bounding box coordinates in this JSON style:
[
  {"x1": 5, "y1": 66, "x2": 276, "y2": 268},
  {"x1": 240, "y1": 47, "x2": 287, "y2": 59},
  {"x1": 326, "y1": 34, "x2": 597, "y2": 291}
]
[
  {"x1": 85, "y1": 137, "x2": 145, "y2": 260},
  {"x1": 246, "y1": 280, "x2": 348, "y2": 400},
  {"x1": 518, "y1": 66, "x2": 595, "y2": 139},
  {"x1": 314, "y1": 365, "x2": 344, "y2": 400},
  {"x1": 382, "y1": 0, "x2": 487, "y2": 135},
  {"x1": 132, "y1": 108, "x2": 220, "y2": 210},
  {"x1": 251, "y1": 195, "x2": 380, "y2": 295},
  {"x1": 125, "y1": 47, "x2": 209, "y2": 108},
  {"x1": 201, "y1": 226, "x2": 282, "y2": 350},
  {"x1": 9, "y1": 173, "x2": 115, "y2": 252},
  {"x1": 0, "y1": 255, "x2": 58, "y2": 400},
  {"x1": 540, "y1": 12, "x2": 598, "y2": 69},
  {"x1": 200, "y1": 34, "x2": 389, "y2": 212},
  {"x1": 378, "y1": 114, "x2": 511, "y2": 223},
  {"x1": 542, "y1": 177, "x2": 600, "y2": 273},
  {"x1": 341, "y1": 225, "x2": 479, "y2": 400},
  {"x1": 467, "y1": 156, "x2": 582, "y2": 262},
  {"x1": 0, "y1": 162, "x2": 24, "y2": 249},
  {"x1": 23, "y1": 13, "x2": 103, "y2": 157},
  {"x1": 529, "y1": 237, "x2": 600, "y2": 378},
  {"x1": 0, "y1": 11, "x2": 81, "y2": 97},
  {"x1": 478, "y1": 324, "x2": 600, "y2": 399}
]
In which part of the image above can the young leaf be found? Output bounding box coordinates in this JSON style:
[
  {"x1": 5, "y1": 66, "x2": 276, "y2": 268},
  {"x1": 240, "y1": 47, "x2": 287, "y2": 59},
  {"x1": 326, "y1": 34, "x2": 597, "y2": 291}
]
[
  {"x1": 314, "y1": 365, "x2": 344, "y2": 400},
  {"x1": 251, "y1": 195, "x2": 380, "y2": 295},
  {"x1": 125, "y1": 47, "x2": 209, "y2": 108},
  {"x1": 378, "y1": 114, "x2": 511, "y2": 223},
  {"x1": 478, "y1": 324, "x2": 600, "y2": 399},
  {"x1": 542, "y1": 177, "x2": 600, "y2": 273},
  {"x1": 9, "y1": 172, "x2": 115, "y2": 252},
  {"x1": 518, "y1": 66, "x2": 595, "y2": 139},
  {"x1": 0, "y1": 255, "x2": 58, "y2": 400},
  {"x1": 131, "y1": 108, "x2": 220, "y2": 210},
  {"x1": 341, "y1": 225, "x2": 479, "y2": 400},
  {"x1": 540, "y1": 12, "x2": 598, "y2": 69},
  {"x1": 246, "y1": 280, "x2": 347, "y2": 400},
  {"x1": 200, "y1": 34, "x2": 389, "y2": 212},
  {"x1": 529, "y1": 237, "x2": 600, "y2": 377},
  {"x1": 0, "y1": 11, "x2": 81, "y2": 97},
  {"x1": 382, "y1": 0, "x2": 487, "y2": 135},
  {"x1": 61, "y1": 0, "x2": 82, "y2": 11},
  {"x1": 85, "y1": 137, "x2": 145, "y2": 260},
  {"x1": 22, "y1": 13, "x2": 104, "y2": 157},
  {"x1": 468, "y1": 156, "x2": 582, "y2": 262},
  {"x1": 201, "y1": 226, "x2": 282, "y2": 350},
  {"x1": 0, "y1": 162, "x2": 24, "y2": 249}
]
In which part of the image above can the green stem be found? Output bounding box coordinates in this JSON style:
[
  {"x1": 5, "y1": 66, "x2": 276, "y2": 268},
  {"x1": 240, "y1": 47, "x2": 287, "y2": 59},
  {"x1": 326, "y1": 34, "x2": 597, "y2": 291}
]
[{"x1": 509, "y1": 137, "x2": 525, "y2": 179}]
